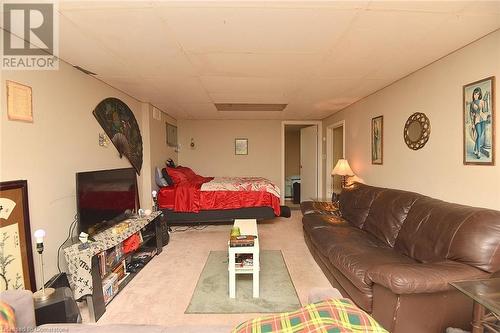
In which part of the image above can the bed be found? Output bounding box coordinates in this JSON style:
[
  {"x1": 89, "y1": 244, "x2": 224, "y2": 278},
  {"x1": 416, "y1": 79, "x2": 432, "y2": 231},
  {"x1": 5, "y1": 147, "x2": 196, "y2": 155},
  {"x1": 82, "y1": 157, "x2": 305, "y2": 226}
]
[{"x1": 156, "y1": 166, "x2": 290, "y2": 225}]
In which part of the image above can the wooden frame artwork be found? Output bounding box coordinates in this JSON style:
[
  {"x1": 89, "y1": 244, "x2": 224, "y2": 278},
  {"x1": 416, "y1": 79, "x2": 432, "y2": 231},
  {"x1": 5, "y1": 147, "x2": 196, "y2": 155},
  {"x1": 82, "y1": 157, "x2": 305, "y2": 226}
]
[
  {"x1": 6, "y1": 80, "x2": 33, "y2": 122},
  {"x1": 0, "y1": 180, "x2": 36, "y2": 292},
  {"x1": 235, "y1": 138, "x2": 248, "y2": 155},
  {"x1": 371, "y1": 116, "x2": 383, "y2": 164},
  {"x1": 463, "y1": 76, "x2": 495, "y2": 165},
  {"x1": 166, "y1": 123, "x2": 178, "y2": 147}
]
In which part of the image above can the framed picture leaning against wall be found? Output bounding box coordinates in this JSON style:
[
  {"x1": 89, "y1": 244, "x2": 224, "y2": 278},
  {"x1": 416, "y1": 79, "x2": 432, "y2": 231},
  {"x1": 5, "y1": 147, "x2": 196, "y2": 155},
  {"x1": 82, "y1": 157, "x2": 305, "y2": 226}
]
[{"x1": 0, "y1": 180, "x2": 36, "y2": 291}]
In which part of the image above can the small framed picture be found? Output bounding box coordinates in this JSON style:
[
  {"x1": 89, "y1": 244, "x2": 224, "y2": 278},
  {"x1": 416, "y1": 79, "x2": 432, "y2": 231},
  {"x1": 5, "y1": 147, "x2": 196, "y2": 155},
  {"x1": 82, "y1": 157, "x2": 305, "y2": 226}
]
[
  {"x1": 235, "y1": 138, "x2": 248, "y2": 155},
  {"x1": 371, "y1": 116, "x2": 383, "y2": 164},
  {"x1": 463, "y1": 76, "x2": 495, "y2": 165},
  {"x1": 6, "y1": 81, "x2": 33, "y2": 122}
]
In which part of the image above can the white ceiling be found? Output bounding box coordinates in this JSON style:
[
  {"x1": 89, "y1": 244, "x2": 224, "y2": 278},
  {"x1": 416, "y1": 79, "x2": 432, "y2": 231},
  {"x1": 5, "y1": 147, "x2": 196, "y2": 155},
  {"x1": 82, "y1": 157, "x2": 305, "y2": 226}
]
[{"x1": 57, "y1": 1, "x2": 500, "y2": 120}]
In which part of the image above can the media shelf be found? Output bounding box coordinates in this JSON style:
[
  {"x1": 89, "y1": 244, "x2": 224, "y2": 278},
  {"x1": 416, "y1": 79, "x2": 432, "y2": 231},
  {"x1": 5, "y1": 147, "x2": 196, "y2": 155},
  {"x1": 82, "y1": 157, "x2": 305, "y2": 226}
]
[{"x1": 64, "y1": 212, "x2": 163, "y2": 322}]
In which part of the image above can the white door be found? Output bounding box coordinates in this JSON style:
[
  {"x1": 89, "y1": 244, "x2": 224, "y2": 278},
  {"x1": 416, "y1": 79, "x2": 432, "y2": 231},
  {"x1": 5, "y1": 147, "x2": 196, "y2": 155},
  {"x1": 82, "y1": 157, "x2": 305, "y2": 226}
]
[{"x1": 300, "y1": 125, "x2": 318, "y2": 201}]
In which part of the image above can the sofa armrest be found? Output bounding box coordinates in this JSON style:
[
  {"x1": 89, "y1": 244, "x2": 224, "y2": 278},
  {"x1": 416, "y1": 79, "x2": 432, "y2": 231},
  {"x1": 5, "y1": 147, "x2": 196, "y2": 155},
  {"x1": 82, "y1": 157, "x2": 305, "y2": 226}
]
[
  {"x1": 367, "y1": 261, "x2": 488, "y2": 294},
  {"x1": 0, "y1": 290, "x2": 36, "y2": 330}
]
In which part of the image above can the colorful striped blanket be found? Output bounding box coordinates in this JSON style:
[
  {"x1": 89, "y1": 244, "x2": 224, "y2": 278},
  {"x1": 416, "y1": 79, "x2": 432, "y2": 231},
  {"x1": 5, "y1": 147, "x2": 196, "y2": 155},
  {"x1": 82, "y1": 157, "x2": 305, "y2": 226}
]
[{"x1": 232, "y1": 298, "x2": 388, "y2": 333}]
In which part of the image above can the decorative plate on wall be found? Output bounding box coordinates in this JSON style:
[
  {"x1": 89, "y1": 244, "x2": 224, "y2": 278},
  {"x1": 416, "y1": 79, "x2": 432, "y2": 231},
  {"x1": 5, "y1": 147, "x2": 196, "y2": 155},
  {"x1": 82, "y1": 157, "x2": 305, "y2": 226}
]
[
  {"x1": 404, "y1": 112, "x2": 431, "y2": 150},
  {"x1": 93, "y1": 98, "x2": 143, "y2": 174}
]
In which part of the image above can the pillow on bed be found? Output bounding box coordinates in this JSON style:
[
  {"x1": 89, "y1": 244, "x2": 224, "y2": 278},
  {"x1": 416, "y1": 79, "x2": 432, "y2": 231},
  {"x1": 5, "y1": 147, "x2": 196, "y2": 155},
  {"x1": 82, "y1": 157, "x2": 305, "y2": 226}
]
[
  {"x1": 176, "y1": 166, "x2": 197, "y2": 179},
  {"x1": 155, "y1": 167, "x2": 169, "y2": 187},
  {"x1": 161, "y1": 168, "x2": 175, "y2": 186},
  {"x1": 166, "y1": 167, "x2": 188, "y2": 184}
]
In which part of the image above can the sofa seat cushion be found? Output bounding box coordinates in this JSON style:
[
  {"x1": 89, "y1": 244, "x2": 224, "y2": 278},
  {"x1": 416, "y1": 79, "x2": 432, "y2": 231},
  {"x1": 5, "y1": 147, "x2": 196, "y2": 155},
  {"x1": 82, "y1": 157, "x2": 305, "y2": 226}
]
[
  {"x1": 328, "y1": 242, "x2": 416, "y2": 295},
  {"x1": 307, "y1": 226, "x2": 381, "y2": 258},
  {"x1": 367, "y1": 260, "x2": 489, "y2": 295},
  {"x1": 302, "y1": 214, "x2": 350, "y2": 233}
]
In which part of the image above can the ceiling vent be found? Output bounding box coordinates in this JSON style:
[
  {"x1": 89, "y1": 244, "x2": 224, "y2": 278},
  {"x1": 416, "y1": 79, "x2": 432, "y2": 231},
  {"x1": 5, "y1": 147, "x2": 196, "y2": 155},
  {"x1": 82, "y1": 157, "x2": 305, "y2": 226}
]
[{"x1": 215, "y1": 103, "x2": 287, "y2": 112}]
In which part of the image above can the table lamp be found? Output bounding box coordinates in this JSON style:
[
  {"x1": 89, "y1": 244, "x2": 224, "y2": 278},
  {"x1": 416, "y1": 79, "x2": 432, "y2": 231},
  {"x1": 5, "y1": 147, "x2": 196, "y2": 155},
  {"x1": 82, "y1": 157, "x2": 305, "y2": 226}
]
[
  {"x1": 33, "y1": 229, "x2": 55, "y2": 301},
  {"x1": 332, "y1": 159, "x2": 354, "y2": 189}
]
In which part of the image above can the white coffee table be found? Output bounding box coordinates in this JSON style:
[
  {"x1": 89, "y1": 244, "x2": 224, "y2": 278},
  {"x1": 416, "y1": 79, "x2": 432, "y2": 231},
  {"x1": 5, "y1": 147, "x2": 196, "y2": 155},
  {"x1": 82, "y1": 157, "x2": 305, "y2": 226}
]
[{"x1": 228, "y1": 219, "x2": 260, "y2": 298}]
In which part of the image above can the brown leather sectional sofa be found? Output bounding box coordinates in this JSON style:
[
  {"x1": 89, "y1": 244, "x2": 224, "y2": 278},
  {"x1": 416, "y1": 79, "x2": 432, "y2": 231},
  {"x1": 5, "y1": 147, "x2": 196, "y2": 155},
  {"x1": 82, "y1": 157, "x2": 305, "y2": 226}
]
[{"x1": 301, "y1": 183, "x2": 500, "y2": 333}]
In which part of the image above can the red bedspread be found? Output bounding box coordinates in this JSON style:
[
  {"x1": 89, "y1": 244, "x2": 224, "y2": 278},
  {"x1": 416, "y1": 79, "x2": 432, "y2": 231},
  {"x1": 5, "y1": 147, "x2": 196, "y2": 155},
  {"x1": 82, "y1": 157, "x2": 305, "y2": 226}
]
[{"x1": 158, "y1": 176, "x2": 281, "y2": 215}]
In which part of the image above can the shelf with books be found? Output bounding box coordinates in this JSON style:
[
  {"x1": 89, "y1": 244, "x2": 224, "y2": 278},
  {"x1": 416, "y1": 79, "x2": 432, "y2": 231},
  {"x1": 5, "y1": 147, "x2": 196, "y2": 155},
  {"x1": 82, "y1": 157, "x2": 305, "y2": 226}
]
[{"x1": 88, "y1": 213, "x2": 163, "y2": 322}]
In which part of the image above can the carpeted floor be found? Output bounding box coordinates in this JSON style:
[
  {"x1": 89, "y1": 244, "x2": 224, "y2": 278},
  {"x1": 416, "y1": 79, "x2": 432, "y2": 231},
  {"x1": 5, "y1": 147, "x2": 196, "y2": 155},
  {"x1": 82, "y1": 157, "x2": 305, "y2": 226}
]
[
  {"x1": 91, "y1": 210, "x2": 332, "y2": 328},
  {"x1": 186, "y1": 250, "x2": 301, "y2": 314}
]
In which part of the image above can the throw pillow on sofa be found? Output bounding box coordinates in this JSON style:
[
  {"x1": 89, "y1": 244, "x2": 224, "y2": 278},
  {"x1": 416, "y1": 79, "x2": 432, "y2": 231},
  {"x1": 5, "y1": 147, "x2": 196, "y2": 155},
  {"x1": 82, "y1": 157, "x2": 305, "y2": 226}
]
[{"x1": 232, "y1": 298, "x2": 387, "y2": 333}]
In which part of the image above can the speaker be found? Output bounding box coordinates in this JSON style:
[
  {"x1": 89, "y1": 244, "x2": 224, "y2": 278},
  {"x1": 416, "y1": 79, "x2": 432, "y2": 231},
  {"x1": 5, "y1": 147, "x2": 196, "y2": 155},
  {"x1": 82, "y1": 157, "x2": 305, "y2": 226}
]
[
  {"x1": 45, "y1": 273, "x2": 70, "y2": 289},
  {"x1": 160, "y1": 218, "x2": 170, "y2": 246},
  {"x1": 34, "y1": 287, "x2": 81, "y2": 325}
]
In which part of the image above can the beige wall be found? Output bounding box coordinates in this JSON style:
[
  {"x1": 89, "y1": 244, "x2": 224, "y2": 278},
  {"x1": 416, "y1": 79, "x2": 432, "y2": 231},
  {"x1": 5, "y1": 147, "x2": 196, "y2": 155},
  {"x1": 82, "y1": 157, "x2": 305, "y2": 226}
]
[
  {"x1": 285, "y1": 130, "x2": 301, "y2": 178},
  {"x1": 178, "y1": 120, "x2": 282, "y2": 186},
  {"x1": 0, "y1": 60, "x2": 176, "y2": 287},
  {"x1": 148, "y1": 106, "x2": 178, "y2": 193},
  {"x1": 323, "y1": 31, "x2": 500, "y2": 210}
]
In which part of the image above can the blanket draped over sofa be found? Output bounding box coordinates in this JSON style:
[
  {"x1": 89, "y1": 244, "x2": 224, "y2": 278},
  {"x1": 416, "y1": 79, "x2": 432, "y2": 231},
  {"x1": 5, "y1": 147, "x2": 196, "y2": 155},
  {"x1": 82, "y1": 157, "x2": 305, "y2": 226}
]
[{"x1": 301, "y1": 183, "x2": 500, "y2": 333}]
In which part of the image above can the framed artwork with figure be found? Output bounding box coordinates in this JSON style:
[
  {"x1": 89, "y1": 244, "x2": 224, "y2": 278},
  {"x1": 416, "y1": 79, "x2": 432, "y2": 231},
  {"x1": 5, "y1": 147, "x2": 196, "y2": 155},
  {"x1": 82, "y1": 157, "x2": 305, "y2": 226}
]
[
  {"x1": 463, "y1": 76, "x2": 495, "y2": 165},
  {"x1": 371, "y1": 116, "x2": 383, "y2": 165}
]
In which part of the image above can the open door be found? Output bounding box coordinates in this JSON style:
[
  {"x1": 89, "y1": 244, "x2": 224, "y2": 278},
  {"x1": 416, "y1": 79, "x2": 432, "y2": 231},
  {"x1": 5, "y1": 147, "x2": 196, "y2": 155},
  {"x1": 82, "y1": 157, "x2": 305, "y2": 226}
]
[{"x1": 300, "y1": 125, "x2": 318, "y2": 201}]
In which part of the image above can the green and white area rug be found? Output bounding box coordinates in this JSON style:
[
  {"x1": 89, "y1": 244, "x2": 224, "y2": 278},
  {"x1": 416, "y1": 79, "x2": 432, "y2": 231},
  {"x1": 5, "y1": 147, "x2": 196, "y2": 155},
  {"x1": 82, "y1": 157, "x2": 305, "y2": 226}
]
[{"x1": 186, "y1": 250, "x2": 301, "y2": 314}]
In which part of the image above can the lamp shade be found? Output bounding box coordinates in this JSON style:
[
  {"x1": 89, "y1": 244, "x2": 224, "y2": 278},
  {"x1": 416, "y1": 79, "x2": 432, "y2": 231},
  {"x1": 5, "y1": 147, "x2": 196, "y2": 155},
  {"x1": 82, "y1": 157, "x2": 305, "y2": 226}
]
[{"x1": 332, "y1": 159, "x2": 354, "y2": 176}]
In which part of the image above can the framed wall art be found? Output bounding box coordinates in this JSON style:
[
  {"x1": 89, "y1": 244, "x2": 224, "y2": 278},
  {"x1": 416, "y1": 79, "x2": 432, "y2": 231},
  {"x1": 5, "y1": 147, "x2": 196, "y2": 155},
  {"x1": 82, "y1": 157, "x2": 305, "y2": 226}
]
[
  {"x1": 371, "y1": 116, "x2": 383, "y2": 164},
  {"x1": 0, "y1": 180, "x2": 36, "y2": 292},
  {"x1": 6, "y1": 80, "x2": 33, "y2": 122},
  {"x1": 463, "y1": 76, "x2": 495, "y2": 165},
  {"x1": 235, "y1": 138, "x2": 248, "y2": 155},
  {"x1": 166, "y1": 123, "x2": 178, "y2": 147}
]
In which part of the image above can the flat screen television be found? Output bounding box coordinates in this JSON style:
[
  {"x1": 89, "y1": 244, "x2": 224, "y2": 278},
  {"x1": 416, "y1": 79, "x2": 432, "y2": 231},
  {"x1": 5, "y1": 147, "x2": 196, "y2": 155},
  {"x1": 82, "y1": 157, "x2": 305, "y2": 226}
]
[{"x1": 76, "y1": 167, "x2": 139, "y2": 236}]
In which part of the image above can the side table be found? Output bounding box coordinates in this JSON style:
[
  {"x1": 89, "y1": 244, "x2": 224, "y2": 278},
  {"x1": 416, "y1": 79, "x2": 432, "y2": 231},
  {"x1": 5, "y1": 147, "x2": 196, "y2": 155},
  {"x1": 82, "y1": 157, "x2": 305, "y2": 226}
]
[
  {"x1": 450, "y1": 278, "x2": 500, "y2": 333},
  {"x1": 228, "y1": 219, "x2": 260, "y2": 298}
]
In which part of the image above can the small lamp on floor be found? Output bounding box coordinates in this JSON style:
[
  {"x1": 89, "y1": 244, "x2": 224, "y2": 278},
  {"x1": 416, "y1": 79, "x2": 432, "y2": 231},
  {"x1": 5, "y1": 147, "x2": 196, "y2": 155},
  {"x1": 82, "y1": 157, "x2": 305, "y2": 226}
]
[
  {"x1": 33, "y1": 229, "x2": 55, "y2": 301},
  {"x1": 332, "y1": 159, "x2": 354, "y2": 189}
]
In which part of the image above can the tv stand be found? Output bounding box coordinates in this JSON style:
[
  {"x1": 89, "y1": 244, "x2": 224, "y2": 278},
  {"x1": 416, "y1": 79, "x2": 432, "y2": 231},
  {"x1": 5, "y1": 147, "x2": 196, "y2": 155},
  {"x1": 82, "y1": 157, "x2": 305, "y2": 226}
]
[{"x1": 64, "y1": 211, "x2": 163, "y2": 322}]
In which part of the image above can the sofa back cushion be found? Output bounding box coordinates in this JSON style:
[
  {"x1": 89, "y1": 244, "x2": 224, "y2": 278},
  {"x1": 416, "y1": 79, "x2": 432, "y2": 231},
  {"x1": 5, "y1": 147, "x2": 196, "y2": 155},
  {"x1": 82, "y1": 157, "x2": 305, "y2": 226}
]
[
  {"x1": 363, "y1": 189, "x2": 421, "y2": 247},
  {"x1": 395, "y1": 197, "x2": 500, "y2": 273},
  {"x1": 339, "y1": 183, "x2": 383, "y2": 228}
]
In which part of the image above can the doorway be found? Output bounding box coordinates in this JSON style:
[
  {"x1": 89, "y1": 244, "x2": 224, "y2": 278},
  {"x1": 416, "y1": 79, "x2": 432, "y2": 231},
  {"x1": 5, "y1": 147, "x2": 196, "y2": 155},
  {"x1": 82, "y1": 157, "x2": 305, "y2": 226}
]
[
  {"x1": 281, "y1": 121, "x2": 322, "y2": 206},
  {"x1": 326, "y1": 121, "x2": 345, "y2": 199}
]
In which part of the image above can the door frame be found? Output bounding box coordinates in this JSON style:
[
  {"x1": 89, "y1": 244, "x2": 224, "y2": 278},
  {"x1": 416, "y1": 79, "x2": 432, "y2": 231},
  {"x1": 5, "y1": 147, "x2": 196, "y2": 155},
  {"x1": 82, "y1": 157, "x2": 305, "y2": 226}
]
[
  {"x1": 281, "y1": 120, "x2": 323, "y2": 204},
  {"x1": 326, "y1": 120, "x2": 345, "y2": 198}
]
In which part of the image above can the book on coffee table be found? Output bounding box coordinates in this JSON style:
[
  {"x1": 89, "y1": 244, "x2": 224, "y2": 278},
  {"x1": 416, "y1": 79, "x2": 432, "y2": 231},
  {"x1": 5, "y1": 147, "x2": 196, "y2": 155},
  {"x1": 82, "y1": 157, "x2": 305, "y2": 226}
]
[{"x1": 230, "y1": 235, "x2": 257, "y2": 247}]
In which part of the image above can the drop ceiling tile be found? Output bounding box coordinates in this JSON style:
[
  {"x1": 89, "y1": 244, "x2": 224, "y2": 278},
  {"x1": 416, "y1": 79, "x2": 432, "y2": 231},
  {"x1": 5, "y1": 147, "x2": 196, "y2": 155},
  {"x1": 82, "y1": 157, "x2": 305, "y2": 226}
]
[
  {"x1": 367, "y1": 1, "x2": 467, "y2": 13},
  {"x1": 187, "y1": 52, "x2": 322, "y2": 78},
  {"x1": 156, "y1": 6, "x2": 358, "y2": 53},
  {"x1": 200, "y1": 76, "x2": 300, "y2": 96},
  {"x1": 59, "y1": 14, "x2": 130, "y2": 76},
  {"x1": 145, "y1": 77, "x2": 212, "y2": 105},
  {"x1": 60, "y1": 7, "x2": 195, "y2": 77},
  {"x1": 209, "y1": 92, "x2": 290, "y2": 104}
]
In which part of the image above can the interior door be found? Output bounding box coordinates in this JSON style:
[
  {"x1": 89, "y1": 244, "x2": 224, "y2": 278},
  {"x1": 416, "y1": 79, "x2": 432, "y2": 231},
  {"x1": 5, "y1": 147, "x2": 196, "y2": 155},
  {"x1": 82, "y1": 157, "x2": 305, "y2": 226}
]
[{"x1": 300, "y1": 125, "x2": 318, "y2": 201}]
